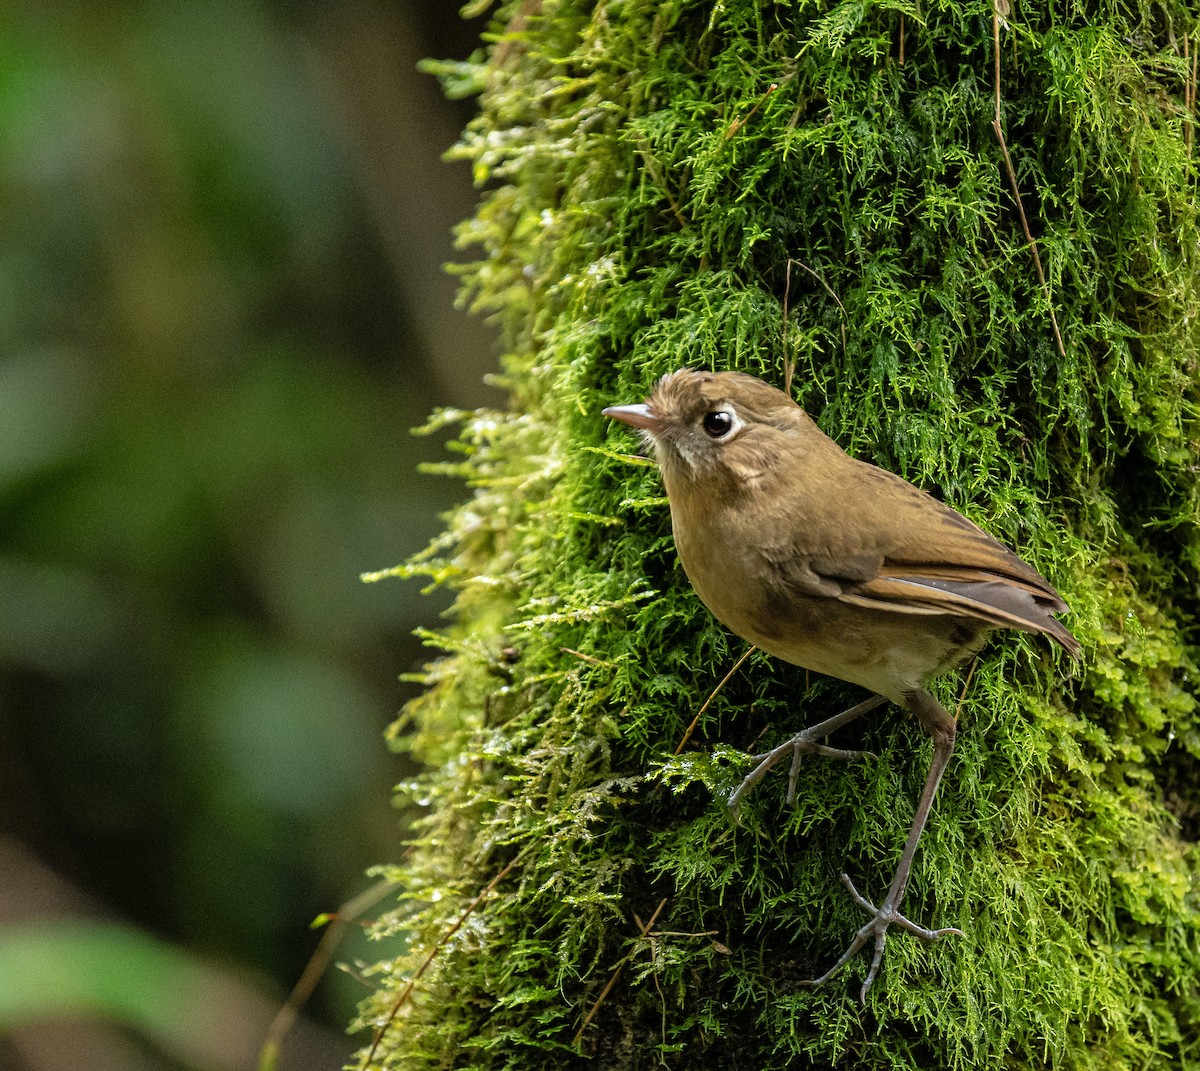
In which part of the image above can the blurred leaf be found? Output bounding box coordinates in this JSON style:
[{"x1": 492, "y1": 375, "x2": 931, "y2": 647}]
[{"x1": 0, "y1": 350, "x2": 98, "y2": 491}]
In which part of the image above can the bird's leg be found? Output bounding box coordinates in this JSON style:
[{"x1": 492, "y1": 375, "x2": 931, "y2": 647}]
[
  {"x1": 802, "y1": 689, "x2": 963, "y2": 1001},
  {"x1": 729, "y1": 693, "x2": 887, "y2": 812}
]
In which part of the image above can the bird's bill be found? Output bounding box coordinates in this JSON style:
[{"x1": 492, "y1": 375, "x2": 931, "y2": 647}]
[{"x1": 601, "y1": 402, "x2": 665, "y2": 434}]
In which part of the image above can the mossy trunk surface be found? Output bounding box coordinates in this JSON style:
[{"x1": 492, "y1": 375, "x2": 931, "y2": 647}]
[{"x1": 358, "y1": 2, "x2": 1200, "y2": 1068}]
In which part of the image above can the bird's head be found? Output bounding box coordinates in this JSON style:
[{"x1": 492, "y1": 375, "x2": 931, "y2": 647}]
[{"x1": 602, "y1": 368, "x2": 809, "y2": 488}]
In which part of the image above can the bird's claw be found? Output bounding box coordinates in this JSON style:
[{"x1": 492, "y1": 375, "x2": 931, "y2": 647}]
[
  {"x1": 728, "y1": 730, "x2": 875, "y2": 812},
  {"x1": 800, "y1": 873, "x2": 963, "y2": 1001}
]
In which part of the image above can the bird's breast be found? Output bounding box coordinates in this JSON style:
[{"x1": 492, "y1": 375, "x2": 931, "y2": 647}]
[{"x1": 671, "y1": 504, "x2": 830, "y2": 659}]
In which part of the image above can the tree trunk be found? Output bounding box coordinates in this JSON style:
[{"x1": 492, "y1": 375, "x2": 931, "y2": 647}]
[{"x1": 359, "y1": 3, "x2": 1200, "y2": 1068}]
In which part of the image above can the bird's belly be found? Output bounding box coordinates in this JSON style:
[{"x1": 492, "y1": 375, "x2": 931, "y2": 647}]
[
  {"x1": 747, "y1": 612, "x2": 971, "y2": 705},
  {"x1": 676, "y1": 526, "x2": 982, "y2": 704}
]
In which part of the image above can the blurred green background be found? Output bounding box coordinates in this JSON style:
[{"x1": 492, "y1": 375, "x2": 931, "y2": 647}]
[{"x1": 0, "y1": 3, "x2": 494, "y2": 1068}]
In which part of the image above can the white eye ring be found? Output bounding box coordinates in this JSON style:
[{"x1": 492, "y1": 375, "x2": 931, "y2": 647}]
[{"x1": 701, "y1": 408, "x2": 741, "y2": 439}]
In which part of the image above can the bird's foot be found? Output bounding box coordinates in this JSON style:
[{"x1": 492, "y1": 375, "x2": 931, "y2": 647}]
[
  {"x1": 729, "y1": 729, "x2": 876, "y2": 812},
  {"x1": 801, "y1": 873, "x2": 964, "y2": 1001}
]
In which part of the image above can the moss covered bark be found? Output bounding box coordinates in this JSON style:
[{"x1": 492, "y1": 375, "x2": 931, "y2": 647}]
[{"x1": 357, "y1": 2, "x2": 1200, "y2": 1068}]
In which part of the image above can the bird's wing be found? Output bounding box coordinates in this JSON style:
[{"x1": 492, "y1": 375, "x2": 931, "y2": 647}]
[
  {"x1": 759, "y1": 452, "x2": 1079, "y2": 655},
  {"x1": 838, "y1": 575, "x2": 1081, "y2": 655}
]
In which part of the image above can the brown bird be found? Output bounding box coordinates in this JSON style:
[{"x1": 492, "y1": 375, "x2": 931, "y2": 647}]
[{"x1": 603, "y1": 368, "x2": 1079, "y2": 999}]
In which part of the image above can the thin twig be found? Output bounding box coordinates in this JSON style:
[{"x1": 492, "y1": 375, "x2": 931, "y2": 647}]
[
  {"x1": 1186, "y1": 30, "x2": 1197, "y2": 157},
  {"x1": 1186, "y1": 31, "x2": 1191, "y2": 124},
  {"x1": 991, "y1": 4, "x2": 1067, "y2": 360},
  {"x1": 783, "y1": 259, "x2": 795, "y2": 396},
  {"x1": 490, "y1": 0, "x2": 543, "y2": 69},
  {"x1": 745, "y1": 723, "x2": 770, "y2": 753},
  {"x1": 674, "y1": 646, "x2": 755, "y2": 755},
  {"x1": 1193, "y1": 32, "x2": 1199, "y2": 119},
  {"x1": 259, "y1": 880, "x2": 398, "y2": 1071},
  {"x1": 561, "y1": 646, "x2": 609, "y2": 666},
  {"x1": 954, "y1": 659, "x2": 978, "y2": 722},
  {"x1": 1193, "y1": 36, "x2": 1199, "y2": 158},
  {"x1": 363, "y1": 853, "x2": 527, "y2": 1067},
  {"x1": 573, "y1": 898, "x2": 670, "y2": 1045},
  {"x1": 790, "y1": 260, "x2": 847, "y2": 318},
  {"x1": 724, "y1": 82, "x2": 778, "y2": 141},
  {"x1": 645, "y1": 925, "x2": 668, "y2": 1059},
  {"x1": 637, "y1": 138, "x2": 688, "y2": 228},
  {"x1": 784, "y1": 259, "x2": 848, "y2": 389}
]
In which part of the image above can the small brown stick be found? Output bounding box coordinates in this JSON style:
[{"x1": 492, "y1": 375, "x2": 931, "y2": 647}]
[
  {"x1": 991, "y1": 4, "x2": 1067, "y2": 360},
  {"x1": 638, "y1": 914, "x2": 669, "y2": 1052},
  {"x1": 259, "y1": 880, "x2": 398, "y2": 1071},
  {"x1": 782, "y1": 259, "x2": 796, "y2": 396},
  {"x1": 561, "y1": 646, "x2": 609, "y2": 666},
  {"x1": 491, "y1": 0, "x2": 543, "y2": 68},
  {"x1": 1184, "y1": 32, "x2": 1190, "y2": 154},
  {"x1": 573, "y1": 897, "x2": 670, "y2": 1045},
  {"x1": 637, "y1": 138, "x2": 689, "y2": 229},
  {"x1": 724, "y1": 82, "x2": 778, "y2": 141},
  {"x1": 1186, "y1": 31, "x2": 1197, "y2": 156},
  {"x1": 1193, "y1": 35, "x2": 1199, "y2": 156},
  {"x1": 363, "y1": 853, "x2": 526, "y2": 1067},
  {"x1": 898, "y1": 14, "x2": 906, "y2": 66},
  {"x1": 783, "y1": 259, "x2": 848, "y2": 396},
  {"x1": 745, "y1": 724, "x2": 771, "y2": 753},
  {"x1": 953, "y1": 659, "x2": 978, "y2": 721},
  {"x1": 1193, "y1": 33, "x2": 1199, "y2": 119},
  {"x1": 638, "y1": 922, "x2": 727, "y2": 1049},
  {"x1": 674, "y1": 645, "x2": 755, "y2": 755}
]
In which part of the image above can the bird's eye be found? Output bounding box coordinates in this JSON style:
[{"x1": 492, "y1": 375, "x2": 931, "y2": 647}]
[{"x1": 702, "y1": 410, "x2": 734, "y2": 438}]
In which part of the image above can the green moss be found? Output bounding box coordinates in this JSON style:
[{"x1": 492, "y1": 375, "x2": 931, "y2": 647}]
[{"x1": 360, "y1": 2, "x2": 1200, "y2": 1068}]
